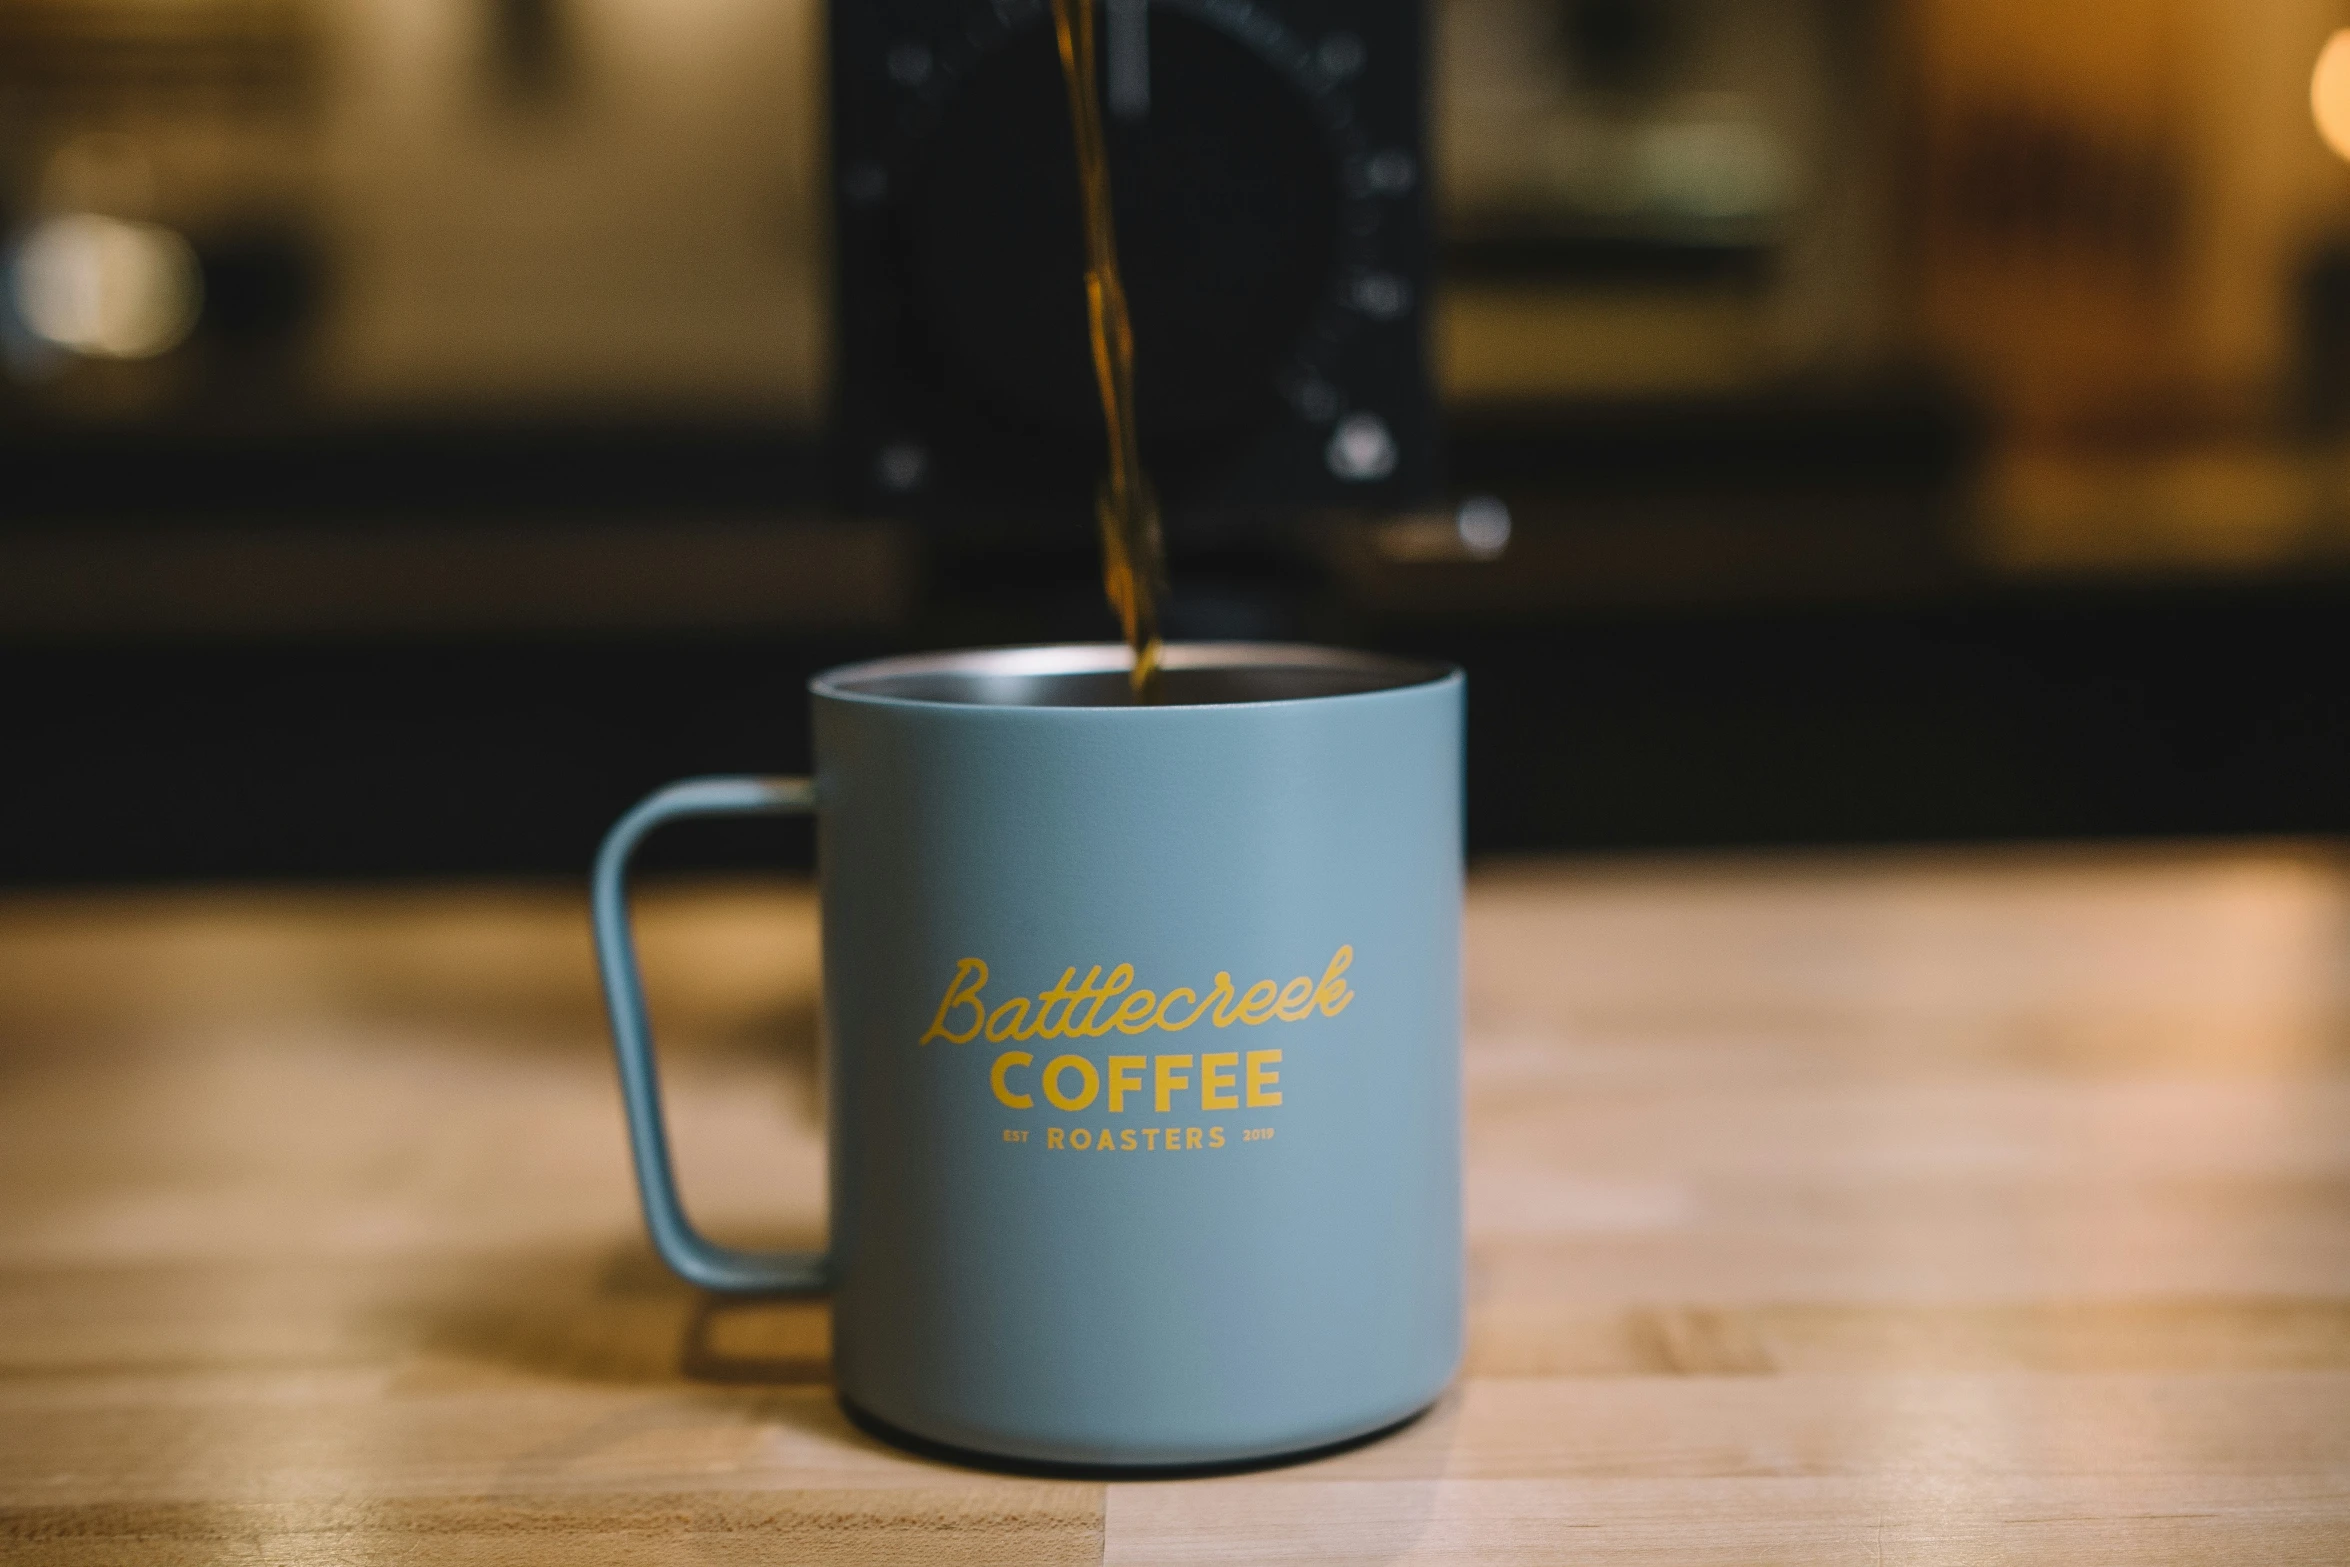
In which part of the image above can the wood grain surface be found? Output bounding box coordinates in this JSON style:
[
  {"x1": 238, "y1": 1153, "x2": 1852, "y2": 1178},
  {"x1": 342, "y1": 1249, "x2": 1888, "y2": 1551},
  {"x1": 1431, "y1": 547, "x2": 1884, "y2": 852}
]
[{"x1": 3, "y1": 846, "x2": 2347, "y2": 1563}]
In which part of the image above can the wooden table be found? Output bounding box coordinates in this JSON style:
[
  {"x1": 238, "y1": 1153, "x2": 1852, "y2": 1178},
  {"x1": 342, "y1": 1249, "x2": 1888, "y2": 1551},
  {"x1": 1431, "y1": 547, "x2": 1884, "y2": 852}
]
[{"x1": 4, "y1": 848, "x2": 2348, "y2": 1563}]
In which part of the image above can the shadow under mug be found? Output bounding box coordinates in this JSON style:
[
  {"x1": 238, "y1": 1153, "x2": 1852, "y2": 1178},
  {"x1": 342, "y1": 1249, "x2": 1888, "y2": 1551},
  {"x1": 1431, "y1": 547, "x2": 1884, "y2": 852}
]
[{"x1": 591, "y1": 642, "x2": 1464, "y2": 1468}]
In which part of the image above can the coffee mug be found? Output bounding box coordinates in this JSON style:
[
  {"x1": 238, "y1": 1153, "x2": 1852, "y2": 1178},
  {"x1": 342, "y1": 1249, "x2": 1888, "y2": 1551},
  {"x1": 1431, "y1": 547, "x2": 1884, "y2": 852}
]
[{"x1": 590, "y1": 643, "x2": 1464, "y2": 1467}]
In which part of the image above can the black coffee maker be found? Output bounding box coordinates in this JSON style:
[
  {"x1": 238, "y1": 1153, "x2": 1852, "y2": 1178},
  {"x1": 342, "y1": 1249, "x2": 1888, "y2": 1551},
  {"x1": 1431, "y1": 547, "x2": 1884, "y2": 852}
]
[{"x1": 829, "y1": 0, "x2": 1438, "y2": 526}]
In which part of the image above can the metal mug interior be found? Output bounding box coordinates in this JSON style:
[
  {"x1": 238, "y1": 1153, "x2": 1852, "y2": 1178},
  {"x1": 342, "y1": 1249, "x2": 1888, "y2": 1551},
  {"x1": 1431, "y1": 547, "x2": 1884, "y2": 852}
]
[{"x1": 812, "y1": 642, "x2": 1455, "y2": 709}]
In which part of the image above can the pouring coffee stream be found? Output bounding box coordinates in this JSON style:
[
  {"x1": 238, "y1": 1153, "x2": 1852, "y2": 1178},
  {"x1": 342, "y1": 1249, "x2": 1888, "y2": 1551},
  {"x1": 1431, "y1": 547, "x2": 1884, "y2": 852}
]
[{"x1": 1050, "y1": 0, "x2": 1168, "y2": 701}]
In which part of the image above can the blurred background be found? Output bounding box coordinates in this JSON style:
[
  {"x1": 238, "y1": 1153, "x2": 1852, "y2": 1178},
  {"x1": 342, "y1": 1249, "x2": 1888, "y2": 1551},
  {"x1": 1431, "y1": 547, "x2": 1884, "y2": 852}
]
[{"x1": 5, "y1": 0, "x2": 2350, "y2": 880}]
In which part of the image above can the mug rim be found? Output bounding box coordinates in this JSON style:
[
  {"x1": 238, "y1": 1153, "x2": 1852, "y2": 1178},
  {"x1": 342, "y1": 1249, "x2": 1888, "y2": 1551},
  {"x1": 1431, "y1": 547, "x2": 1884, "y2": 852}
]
[{"x1": 810, "y1": 641, "x2": 1458, "y2": 711}]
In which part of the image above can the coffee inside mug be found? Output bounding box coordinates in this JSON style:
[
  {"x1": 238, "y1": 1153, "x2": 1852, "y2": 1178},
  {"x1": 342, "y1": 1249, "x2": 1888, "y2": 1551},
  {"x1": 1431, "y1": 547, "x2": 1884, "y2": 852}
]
[{"x1": 817, "y1": 643, "x2": 1452, "y2": 708}]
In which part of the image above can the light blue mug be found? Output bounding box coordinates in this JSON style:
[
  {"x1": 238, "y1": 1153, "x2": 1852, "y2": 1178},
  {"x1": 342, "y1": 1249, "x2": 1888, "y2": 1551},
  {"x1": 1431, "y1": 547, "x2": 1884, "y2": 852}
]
[{"x1": 590, "y1": 643, "x2": 1463, "y2": 1467}]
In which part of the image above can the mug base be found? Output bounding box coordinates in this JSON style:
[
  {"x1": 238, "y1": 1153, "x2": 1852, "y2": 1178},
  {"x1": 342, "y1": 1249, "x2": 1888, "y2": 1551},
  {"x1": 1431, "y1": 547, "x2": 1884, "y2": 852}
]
[{"x1": 837, "y1": 1393, "x2": 1440, "y2": 1479}]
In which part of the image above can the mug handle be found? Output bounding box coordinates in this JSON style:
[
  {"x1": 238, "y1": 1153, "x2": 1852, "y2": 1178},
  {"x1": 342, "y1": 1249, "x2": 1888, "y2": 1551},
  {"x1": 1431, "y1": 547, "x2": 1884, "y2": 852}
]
[{"x1": 590, "y1": 775, "x2": 827, "y2": 1295}]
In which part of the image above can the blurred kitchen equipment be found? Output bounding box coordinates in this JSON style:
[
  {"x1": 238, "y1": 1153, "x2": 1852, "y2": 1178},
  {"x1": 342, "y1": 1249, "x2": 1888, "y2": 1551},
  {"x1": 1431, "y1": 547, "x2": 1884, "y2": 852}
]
[
  {"x1": 0, "y1": 0, "x2": 321, "y2": 423},
  {"x1": 1436, "y1": 0, "x2": 1905, "y2": 403},
  {"x1": 828, "y1": 0, "x2": 1440, "y2": 522}
]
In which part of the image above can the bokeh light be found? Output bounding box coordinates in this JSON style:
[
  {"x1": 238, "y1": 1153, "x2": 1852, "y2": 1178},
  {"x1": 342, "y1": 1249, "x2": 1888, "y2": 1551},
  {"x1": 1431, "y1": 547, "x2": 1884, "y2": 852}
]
[
  {"x1": 8, "y1": 213, "x2": 203, "y2": 360},
  {"x1": 2312, "y1": 29, "x2": 2350, "y2": 162}
]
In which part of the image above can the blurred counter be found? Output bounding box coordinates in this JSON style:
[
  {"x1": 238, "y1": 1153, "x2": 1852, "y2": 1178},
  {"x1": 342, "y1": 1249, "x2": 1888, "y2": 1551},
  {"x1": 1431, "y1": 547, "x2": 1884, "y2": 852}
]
[{"x1": 2, "y1": 846, "x2": 2347, "y2": 1557}]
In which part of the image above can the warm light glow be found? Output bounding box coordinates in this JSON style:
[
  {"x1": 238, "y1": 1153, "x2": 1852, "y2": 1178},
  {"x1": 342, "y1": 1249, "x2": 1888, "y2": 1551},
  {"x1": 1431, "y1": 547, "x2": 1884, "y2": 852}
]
[
  {"x1": 8, "y1": 213, "x2": 201, "y2": 360},
  {"x1": 2314, "y1": 30, "x2": 2350, "y2": 162}
]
